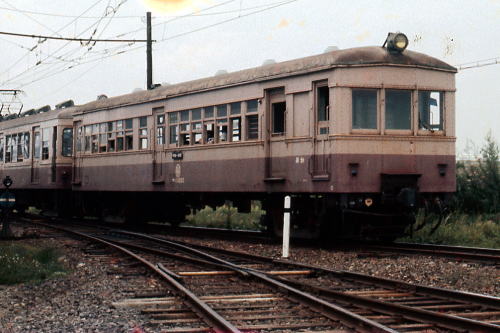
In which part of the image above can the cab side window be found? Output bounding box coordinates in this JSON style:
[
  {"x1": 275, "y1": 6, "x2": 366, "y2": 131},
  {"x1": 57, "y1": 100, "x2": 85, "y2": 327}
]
[{"x1": 62, "y1": 128, "x2": 73, "y2": 157}]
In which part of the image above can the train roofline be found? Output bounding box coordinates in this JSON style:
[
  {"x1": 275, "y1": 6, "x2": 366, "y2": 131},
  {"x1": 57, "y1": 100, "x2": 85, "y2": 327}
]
[
  {"x1": 0, "y1": 105, "x2": 76, "y2": 130},
  {"x1": 75, "y1": 46, "x2": 457, "y2": 114}
]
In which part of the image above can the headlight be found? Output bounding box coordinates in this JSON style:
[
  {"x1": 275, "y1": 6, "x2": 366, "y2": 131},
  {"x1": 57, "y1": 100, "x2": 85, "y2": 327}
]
[{"x1": 384, "y1": 32, "x2": 408, "y2": 53}]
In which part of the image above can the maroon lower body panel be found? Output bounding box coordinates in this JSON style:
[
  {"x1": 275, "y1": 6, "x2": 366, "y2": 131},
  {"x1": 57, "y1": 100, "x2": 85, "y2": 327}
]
[
  {"x1": 71, "y1": 153, "x2": 455, "y2": 194},
  {"x1": 0, "y1": 165, "x2": 72, "y2": 190}
]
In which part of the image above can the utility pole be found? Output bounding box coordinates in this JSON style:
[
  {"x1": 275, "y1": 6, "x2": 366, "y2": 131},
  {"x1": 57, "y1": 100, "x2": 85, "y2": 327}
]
[{"x1": 146, "y1": 11, "x2": 153, "y2": 90}]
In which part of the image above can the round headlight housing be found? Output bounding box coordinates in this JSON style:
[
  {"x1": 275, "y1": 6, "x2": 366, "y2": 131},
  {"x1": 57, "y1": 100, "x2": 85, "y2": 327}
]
[{"x1": 384, "y1": 32, "x2": 408, "y2": 53}]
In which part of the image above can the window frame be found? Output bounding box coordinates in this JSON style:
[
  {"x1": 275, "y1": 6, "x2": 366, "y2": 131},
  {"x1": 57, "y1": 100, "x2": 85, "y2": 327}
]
[
  {"x1": 351, "y1": 88, "x2": 379, "y2": 134},
  {"x1": 384, "y1": 89, "x2": 413, "y2": 134},
  {"x1": 315, "y1": 81, "x2": 330, "y2": 136},
  {"x1": 418, "y1": 90, "x2": 445, "y2": 135}
]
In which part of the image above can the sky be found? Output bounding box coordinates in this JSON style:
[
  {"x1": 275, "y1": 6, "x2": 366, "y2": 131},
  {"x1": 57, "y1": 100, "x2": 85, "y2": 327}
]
[{"x1": 0, "y1": 0, "x2": 498, "y2": 156}]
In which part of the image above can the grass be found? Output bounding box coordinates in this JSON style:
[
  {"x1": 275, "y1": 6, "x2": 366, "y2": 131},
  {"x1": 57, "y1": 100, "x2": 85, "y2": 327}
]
[
  {"x1": 399, "y1": 212, "x2": 500, "y2": 248},
  {"x1": 0, "y1": 243, "x2": 67, "y2": 285},
  {"x1": 185, "y1": 202, "x2": 265, "y2": 231}
]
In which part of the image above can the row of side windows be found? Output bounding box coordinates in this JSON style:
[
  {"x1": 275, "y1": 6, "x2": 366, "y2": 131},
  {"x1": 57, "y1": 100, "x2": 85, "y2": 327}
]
[
  {"x1": 76, "y1": 118, "x2": 138, "y2": 153},
  {"x1": 352, "y1": 89, "x2": 444, "y2": 131},
  {"x1": 160, "y1": 99, "x2": 259, "y2": 147},
  {"x1": 0, "y1": 127, "x2": 73, "y2": 163}
]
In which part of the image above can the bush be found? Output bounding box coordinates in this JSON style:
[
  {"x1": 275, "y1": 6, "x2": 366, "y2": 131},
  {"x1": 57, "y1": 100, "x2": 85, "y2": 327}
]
[
  {"x1": 454, "y1": 132, "x2": 500, "y2": 214},
  {"x1": 400, "y1": 212, "x2": 500, "y2": 248},
  {"x1": 185, "y1": 202, "x2": 265, "y2": 231},
  {"x1": 0, "y1": 243, "x2": 67, "y2": 285},
  {"x1": 402, "y1": 133, "x2": 499, "y2": 247}
]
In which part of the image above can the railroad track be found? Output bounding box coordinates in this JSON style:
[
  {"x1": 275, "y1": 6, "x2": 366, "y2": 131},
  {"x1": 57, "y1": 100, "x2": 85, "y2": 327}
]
[
  {"x1": 146, "y1": 223, "x2": 500, "y2": 265},
  {"x1": 22, "y1": 212, "x2": 499, "y2": 265},
  {"x1": 347, "y1": 241, "x2": 500, "y2": 264},
  {"x1": 25, "y1": 221, "x2": 387, "y2": 332},
  {"x1": 113, "y1": 230, "x2": 500, "y2": 331},
  {"x1": 24, "y1": 219, "x2": 500, "y2": 332}
]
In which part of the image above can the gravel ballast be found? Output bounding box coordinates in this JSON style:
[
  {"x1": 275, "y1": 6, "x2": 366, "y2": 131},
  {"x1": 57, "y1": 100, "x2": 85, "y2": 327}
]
[{"x1": 0, "y1": 225, "x2": 498, "y2": 332}]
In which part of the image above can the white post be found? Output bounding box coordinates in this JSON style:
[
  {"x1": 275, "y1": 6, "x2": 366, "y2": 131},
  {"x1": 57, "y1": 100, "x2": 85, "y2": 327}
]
[{"x1": 282, "y1": 195, "x2": 291, "y2": 258}]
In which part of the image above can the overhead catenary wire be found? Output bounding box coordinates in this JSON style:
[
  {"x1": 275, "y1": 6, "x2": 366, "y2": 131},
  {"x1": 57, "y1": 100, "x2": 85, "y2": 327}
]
[
  {"x1": 7, "y1": 0, "x2": 300, "y2": 90},
  {"x1": 1, "y1": 0, "x2": 294, "y2": 87},
  {"x1": 455, "y1": 56, "x2": 500, "y2": 71},
  {"x1": 0, "y1": 0, "x2": 128, "y2": 86},
  {"x1": 0, "y1": 0, "x2": 108, "y2": 80},
  {"x1": 0, "y1": 30, "x2": 151, "y2": 43}
]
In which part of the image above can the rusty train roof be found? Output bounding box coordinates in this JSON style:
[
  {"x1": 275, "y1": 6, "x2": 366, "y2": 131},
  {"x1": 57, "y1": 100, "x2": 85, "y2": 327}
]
[{"x1": 77, "y1": 46, "x2": 457, "y2": 113}]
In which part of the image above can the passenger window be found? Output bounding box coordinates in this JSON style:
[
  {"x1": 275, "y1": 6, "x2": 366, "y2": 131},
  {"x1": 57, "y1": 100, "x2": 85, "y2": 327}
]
[
  {"x1": 352, "y1": 89, "x2": 377, "y2": 129},
  {"x1": 217, "y1": 119, "x2": 228, "y2": 142},
  {"x1": 193, "y1": 122, "x2": 202, "y2": 144},
  {"x1": 23, "y1": 133, "x2": 30, "y2": 159},
  {"x1": 246, "y1": 115, "x2": 259, "y2": 140},
  {"x1": 231, "y1": 118, "x2": 241, "y2": 142},
  {"x1": 99, "y1": 123, "x2": 107, "y2": 153},
  {"x1": 156, "y1": 114, "x2": 165, "y2": 145},
  {"x1": 204, "y1": 123, "x2": 214, "y2": 143},
  {"x1": 272, "y1": 102, "x2": 286, "y2": 134},
  {"x1": 34, "y1": 132, "x2": 41, "y2": 158},
  {"x1": 84, "y1": 126, "x2": 91, "y2": 152},
  {"x1": 139, "y1": 116, "x2": 148, "y2": 149},
  {"x1": 5, "y1": 136, "x2": 11, "y2": 163},
  {"x1": 216, "y1": 105, "x2": 227, "y2": 118},
  {"x1": 317, "y1": 85, "x2": 329, "y2": 121},
  {"x1": 385, "y1": 90, "x2": 411, "y2": 130},
  {"x1": 42, "y1": 128, "x2": 50, "y2": 160},
  {"x1": 0, "y1": 135, "x2": 3, "y2": 162},
  {"x1": 419, "y1": 91, "x2": 443, "y2": 131},
  {"x1": 17, "y1": 133, "x2": 23, "y2": 162},
  {"x1": 191, "y1": 108, "x2": 201, "y2": 121},
  {"x1": 230, "y1": 102, "x2": 241, "y2": 115},
  {"x1": 76, "y1": 127, "x2": 82, "y2": 152},
  {"x1": 62, "y1": 128, "x2": 73, "y2": 157},
  {"x1": 179, "y1": 112, "x2": 190, "y2": 146},
  {"x1": 204, "y1": 106, "x2": 214, "y2": 118},
  {"x1": 169, "y1": 125, "x2": 178, "y2": 144},
  {"x1": 247, "y1": 100, "x2": 258, "y2": 113},
  {"x1": 107, "y1": 122, "x2": 115, "y2": 152},
  {"x1": 316, "y1": 82, "x2": 329, "y2": 135}
]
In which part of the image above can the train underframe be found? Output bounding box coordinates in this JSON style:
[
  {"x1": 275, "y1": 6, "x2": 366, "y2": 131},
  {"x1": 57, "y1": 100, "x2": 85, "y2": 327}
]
[{"x1": 13, "y1": 187, "x2": 451, "y2": 240}]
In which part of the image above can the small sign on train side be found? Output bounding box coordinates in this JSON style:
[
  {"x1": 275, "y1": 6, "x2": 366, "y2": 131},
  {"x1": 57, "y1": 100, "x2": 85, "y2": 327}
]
[{"x1": 0, "y1": 191, "x2": 15, "y2": 208}]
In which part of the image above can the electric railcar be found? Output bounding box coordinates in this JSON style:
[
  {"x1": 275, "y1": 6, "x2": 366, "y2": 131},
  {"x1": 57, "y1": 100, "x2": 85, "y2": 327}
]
[{"x1": 0, "y1": 33, "x2": 456, "y2": 239}]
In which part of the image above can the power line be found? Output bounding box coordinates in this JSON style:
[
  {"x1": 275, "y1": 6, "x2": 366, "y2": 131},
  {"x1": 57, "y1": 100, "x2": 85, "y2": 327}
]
[
  {"x1": 456, "y1": 57, "x2": 500, "y2": 71},
  {"x1": 0, "y1": 0, "x2": 129, "y2": 85},
  {"x1": 0, "y1": 5, "x2": 142, "y2": 19},
  {"x1": 9, "y1": 0, "x2": 301, "y2": 90},
  {"x1": 158, "y1": 0, "x2": 300, "y2": 42},
  {"x1": 0, "y1": 0, "x2": 108, "y2": 80},
  {"x1": 1, "y1": 0, "x2": 63, "y2": 37},
  {"x1": 0, "y1": 30, "x2": 151, "y2": 43}
]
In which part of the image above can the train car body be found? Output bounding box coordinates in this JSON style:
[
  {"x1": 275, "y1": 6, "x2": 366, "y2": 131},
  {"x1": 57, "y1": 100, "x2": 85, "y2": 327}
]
[
  {"x1": 0, "y1": 38, "x2": 457, "y2": 239},
  {"x1": 0, "y1": 105, "x2": 75, "y2": 213}
]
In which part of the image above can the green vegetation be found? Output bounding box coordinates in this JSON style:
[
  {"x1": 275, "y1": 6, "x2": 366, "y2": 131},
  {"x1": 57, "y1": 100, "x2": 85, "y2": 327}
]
[
  {"x1": 454, "y1": 132, "x2": 499, "y2": 214},
  {"x1": 185, "y1": 202, "x2": 265, "y2": 231},
  {"x1": 400, "y1": 212, "x2": 500, "y2": 248},
  {"x1": 0, "y1": 243, "x2": 67, "y2": 285},
  {"x1": 402, "y1": 132, "x2": 500, "y2": 248}
]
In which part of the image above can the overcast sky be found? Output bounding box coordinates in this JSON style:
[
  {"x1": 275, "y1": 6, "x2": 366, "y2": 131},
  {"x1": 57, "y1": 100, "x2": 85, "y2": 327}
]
[{"x1": 0, "y1": 0, "x2": 498, "y2": 155}]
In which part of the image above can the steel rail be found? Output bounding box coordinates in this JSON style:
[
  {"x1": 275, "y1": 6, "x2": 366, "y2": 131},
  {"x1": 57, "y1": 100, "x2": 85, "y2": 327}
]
[
  {"x1": 114, "y1": 230, "x2": 500, "y2": 332},
  {"x1": 148, "y1": 234, "x2": 500, "y2": 310},
  {"x1": 274, "y1": 276, "x2": 500, "y2": 332},
  {"x1": 112, "y1": 230, "x2": 397, "y2": 332},
  {"x1": 394, "y1": 242, "x2": 500, "y2": 256},
  {"x1": 32, "y1": 222, "x2": 242, "y2": 333},
  {"x1": 356, "y1": 243, "x2": 500, "y2": 263}
]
